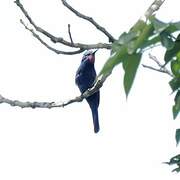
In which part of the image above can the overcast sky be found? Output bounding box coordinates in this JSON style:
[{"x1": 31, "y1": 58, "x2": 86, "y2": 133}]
[{"x1": 0, "y1": 0, "x2": 180, "y2": 180}]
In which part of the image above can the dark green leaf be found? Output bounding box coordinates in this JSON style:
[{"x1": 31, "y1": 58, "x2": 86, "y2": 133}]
[
  {"x1": 160, "y1": 31, "x2": 175, "y2": 50},
  {"x1": 175, "y1": 91, "x2": 180, "y2": 102},
  {"x1": 172, "y1": 167, "x2": 180, "y2": 173},
  {"x1": 165, "y1": 21, "x2": 180, "y2": 33},
  {"x1": 123, "y1": 53, "x2": 142, "y2": 98},
  {"x1": 173, "y1": 105, "x2": 180, "y2": 119},
  {"x1": 166, "y1": 154, "x2": 180, "y2": 173},
  {"x1": 169, "y1": 78, "x2": 180, "y2": 92},
  {"x1": 140, "y1": 35, "x2": 161, "y2": 50},
  {"x1": 176, "y1": 129, "x2": 180, "y2": 146},
  {"x1": 164, "y1": 33, "x2": 180, "y2": 64},
  {"x1": 167, "y1": 154, "x2": 180, "y2": 165},
  {"x1": 171, "y1": 60, "x2": 180, "y2": 77},
  {"x1": 173, "y1": 91, "x2": 180, "y2": 119},
  {"x1": 141, "y1": 21, "x2": 180, "y2": 51}
]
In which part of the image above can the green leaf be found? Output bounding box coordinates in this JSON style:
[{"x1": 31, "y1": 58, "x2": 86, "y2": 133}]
[
  {"x1": 130, "y1": 20, "x2": 146, "y2": 33},
  {"x1": 99, "y1": 46, "x2": 127, "y2": 76},
  {"x1": 160, "y1": 31, "x2": 175, "y2": 50},
  {"x1": 123, "y1": 53, "x2": 142, "y2": 98},
  {"x1": 175, "y1": 90, "x2": 180, "y2": 102},
  {"x1": 111, "y1": 41, "x2": 122, "y2": 54},
  {"x1": 177, "y1": 52, "x2": 180, "y2": 62},
  {"x1": 167, "y1": 154, "x2": 180, "y2": 165},
  {"x1": 140, "y1": 35, "x2": 161, "y2": 50},
  {"x1": 174, "y1": 22, "x2": 180, "y2": 30},
  {"x1": 118, "y1": 32, "x2": 141, "y2": 55},
  {"x1": 127, "y1": 40, "x2": 136, "y2": 54},
  {"x1": 169, "y1": 78, "x2": 180, "y2": 92},
  {"x1": 176, "y1": 129, "x2": 180, "y2": 146},
  {"x1": 118, "y1": 32, "x2": 139, "y2": 45},
  {"x1": 166, "y1": 154, "x2": 180, "y2": 173},
  {"x1": 166, "y1": 21, "x2": 180, "y2": 33},
  {"x1": 172, "y1": 167, "x2": 180, "y2": 173},
  {"x1": 99, "y1": 21, "x2": 152, "y2": 77},
  {"x1": 150, "y1": 17, "x2": 169, "y2": 33},
  {"x1": 164, "y1": 33, "x2": 180, "y2": 64},
  {"x1": 173, "y1": 91, "x2": 180, "y2": 119},
  {"x1": 171, "y1": 60, "x2": 180, "y2": 77},
  {"x1": 173, "y1": 105, "x2": 179, "y2": 119}
]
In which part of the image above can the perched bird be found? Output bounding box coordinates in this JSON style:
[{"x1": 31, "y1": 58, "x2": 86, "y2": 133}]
[{"x1": 75, "y1": 50, "x2": 100, "y2": 133}]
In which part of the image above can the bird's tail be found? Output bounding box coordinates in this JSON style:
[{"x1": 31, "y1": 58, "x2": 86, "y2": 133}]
[{"x1": 91, "y1": 107, "x2": 100, "y2": 133}]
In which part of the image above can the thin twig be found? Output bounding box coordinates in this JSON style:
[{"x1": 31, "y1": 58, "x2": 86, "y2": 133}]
[
  {"x1": 149, "y1": 53, "x2": 162, "y2": 66},
  {"x1": 142, "y1": 64, "x2": 173, "y2": 76},
  {"x1": 20, "y1": 19, "x2": 84, "y2": 55},
  {"x1": 61, "y1": 0, "x2": 116, "y2": 42},
  {"x1": 14, "y1": 0, "x2": 112, "y2": 54},
  {"x1": 142, "y1": 53, "x2": 173, "y2": 77},
  {"x1": 68, "y1": 24, "x2": 74, "y2": 45},
  {"x1": 0, "y1": 73, "x2": 109, "y2": 109}
]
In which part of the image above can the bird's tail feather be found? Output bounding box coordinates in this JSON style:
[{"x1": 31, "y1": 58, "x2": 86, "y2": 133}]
[{"x1": 91, "y1": 108, "x2": 100, "y2": 133}]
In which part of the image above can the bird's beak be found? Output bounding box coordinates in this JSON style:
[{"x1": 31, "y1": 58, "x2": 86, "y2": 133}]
[{"x1": 92, "y1": 49, "x2": 98, "y2": 55}]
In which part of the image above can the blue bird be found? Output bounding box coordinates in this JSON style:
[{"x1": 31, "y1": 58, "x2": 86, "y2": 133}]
[{"x1": 75, "y1": 50, "x2": 100, "y2": 133}]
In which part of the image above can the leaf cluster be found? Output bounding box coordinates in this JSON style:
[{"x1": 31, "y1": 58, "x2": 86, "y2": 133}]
[
  {"x1": 166, "y1": 153, "x2": 180, "y2": 173},
  {"x1": 168, "y1": 34, "x2": 180, "y2": 120},
  {"x1": 98, "y1": 18, "x2": 180, "y2": 171},
  {"x1": 99, "y1": 17, "x2": 180, "y2": 100}
]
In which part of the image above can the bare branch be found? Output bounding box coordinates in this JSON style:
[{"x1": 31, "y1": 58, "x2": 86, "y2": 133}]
[
  {"x1": 144, "y1": 0, "x2": 166, "y2": 19},
  {"x1": 0, "y1": 72, "x2": 109, "y2": 109},
  {"x1": 4, "y1": 0, "x2": 167, "y2": 109},
  {"x1": 142, "y1": 64, "x2": 173, "y2": 76},
  {"x1": 0, "y1": 93, "x2": 83, "y2": 109},
  {"x1": 149, "y1": 53, "x2": 162, "y2": 67},
  {"x1": 142, "y1": 53, "x2": 173, "y2": 77},
  {"x1": 61, "y1": 0, "x2": 116, "y2": 42},
  {"x1": 20, "y1": 19, "x2": 84, "y2": 55},
  {"x1": 14, "y1": 0, "x2": 112, "y2": 55},
  {"x1": 68, "y1": 24, "x2": 74, "y2": 45}
]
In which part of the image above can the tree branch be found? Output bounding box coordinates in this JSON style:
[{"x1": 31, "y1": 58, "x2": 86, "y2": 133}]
[
  {"x1": 0, "y1": 73, "x2": 109, "y2": 109},
  {"x1": 144, "y1": 0, "x2": 166, "y2": 19},
  {"x1": 142, "y1": 53, "x2": 173, "y2": 77},
  {"x1": 20, "y1": 19, "x2": 84, "y2": 55},
  {"x1": 68, "y1": 24, "x2": 74, "y2": 45},
  {"x1": 14, "y1": 0, "x2": 112, "y2": 55},
  {"x1": 61, "y1": 0, "x2": 116, "y2": 42},
  {"x1": 5, "y1": 0, "x2": 167, "y2": 109}
]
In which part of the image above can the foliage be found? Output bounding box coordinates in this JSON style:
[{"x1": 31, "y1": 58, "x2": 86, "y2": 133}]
[
  {"x1": 98, "y1": 16, "x2": 180, "y2": 172},
  {"x1": 99, "y1": 17, "x2": 180, "y2": 100},
  {"x1": 165, "y1": 154, "x2": 180, "y2": 173}
]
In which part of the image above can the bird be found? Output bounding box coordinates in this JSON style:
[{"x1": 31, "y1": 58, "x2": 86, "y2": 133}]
[{"x1": 75, "y1": 49, "x2": 100, "y2": 133}]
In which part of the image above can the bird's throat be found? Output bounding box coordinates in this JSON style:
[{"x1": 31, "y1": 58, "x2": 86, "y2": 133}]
[{"x1": 89, "y1": 55, "x2": 95, "y2": 63}]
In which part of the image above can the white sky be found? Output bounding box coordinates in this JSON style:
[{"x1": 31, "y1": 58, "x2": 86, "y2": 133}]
[{"x1": 0, "y1": 0, "x2": 180, "y2": 180}]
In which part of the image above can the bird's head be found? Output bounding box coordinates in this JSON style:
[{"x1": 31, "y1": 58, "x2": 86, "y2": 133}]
[{"x1": 82, "y1": 49, "x2": 98, "y2": 63}]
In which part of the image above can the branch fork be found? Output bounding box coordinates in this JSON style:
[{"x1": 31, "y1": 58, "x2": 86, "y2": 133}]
[
  {"x1": 14, "y1": 0, "x2": 113, "y2": 55},
  {"x1": 142, "y1": 53, "x2": 173, "y2": 77},
  {"x1": 0, "y1": 0, "x2": 166, "y2": 109}
]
